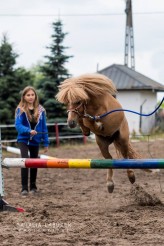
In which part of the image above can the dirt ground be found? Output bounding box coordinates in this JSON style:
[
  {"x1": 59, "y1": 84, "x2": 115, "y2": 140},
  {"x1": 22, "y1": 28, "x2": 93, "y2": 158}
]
[{"x1": 1, "y1": 138, "x2": 164, "y2": 246}]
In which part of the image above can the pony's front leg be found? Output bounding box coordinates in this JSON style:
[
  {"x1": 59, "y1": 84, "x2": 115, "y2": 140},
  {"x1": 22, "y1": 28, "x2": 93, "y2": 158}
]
[
  {"x1": 95, "y1": 135, "x2": 114, "y2": 193},
  {"x1": 78, "y1": 118, "x2": 90, "y2": 136}
]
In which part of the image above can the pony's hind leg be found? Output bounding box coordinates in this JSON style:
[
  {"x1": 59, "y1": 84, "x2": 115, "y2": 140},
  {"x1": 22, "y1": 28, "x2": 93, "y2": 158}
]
[
  {"x1": 95, "y1": 135, "x2": 114, "y2": 193},
  {"x1": 107, "y1": 170, "x2": 114, "y2": 193},
  {"x1": 113, "y1": 118, "x2": 137, "y2": 184},
  {"x1": 114, "y1": 138, "x2": 136, "y2": 184}
]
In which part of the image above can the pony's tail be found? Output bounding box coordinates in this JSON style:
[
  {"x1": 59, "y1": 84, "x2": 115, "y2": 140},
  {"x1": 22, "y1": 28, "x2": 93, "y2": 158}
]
[
  {"x1": 113, "y1": 141, "x2": 159, "y2": 173},
  {"x1": 113, "y1": 141, "x2": 141, "y2": 159},
  {"x1": 126, "y1": 142, "x2": 142, "y2": 159}
]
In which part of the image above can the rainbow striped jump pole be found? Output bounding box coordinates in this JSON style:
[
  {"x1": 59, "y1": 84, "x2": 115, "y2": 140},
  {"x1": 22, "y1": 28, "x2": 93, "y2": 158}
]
[{"x1": 2, "y1": 158, "x2": 164, "y2": 169}]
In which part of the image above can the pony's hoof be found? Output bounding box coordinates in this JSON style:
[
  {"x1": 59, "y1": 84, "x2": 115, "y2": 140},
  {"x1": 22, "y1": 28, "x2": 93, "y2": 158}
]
[
  {"x1": 128, "y1": 175, "x2": 135, "y2": 184},
  {"x1": 107, "y1": 181, "x2": 114, "y2": 193}
]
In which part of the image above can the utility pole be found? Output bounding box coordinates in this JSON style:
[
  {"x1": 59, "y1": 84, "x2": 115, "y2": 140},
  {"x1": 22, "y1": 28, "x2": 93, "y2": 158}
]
[{"x1": 124, "y1": 0, "x2": 135, "y2": 70}]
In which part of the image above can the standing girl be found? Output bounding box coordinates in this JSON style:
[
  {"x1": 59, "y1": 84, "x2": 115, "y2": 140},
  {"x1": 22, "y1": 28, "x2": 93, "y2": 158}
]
[{"x1": 15, "y1": 86, "x2": 49, "y2": 196}]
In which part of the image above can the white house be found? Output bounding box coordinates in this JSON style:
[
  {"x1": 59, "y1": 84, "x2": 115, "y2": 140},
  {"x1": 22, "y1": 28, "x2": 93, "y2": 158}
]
[{"x1": 99, "y1": 64, "x2": 164, "y2": 134}]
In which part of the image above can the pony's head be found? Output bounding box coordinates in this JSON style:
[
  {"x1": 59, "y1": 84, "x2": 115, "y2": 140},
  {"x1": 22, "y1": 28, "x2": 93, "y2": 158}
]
[{"x1": 56, "y1": 73, "x2": 117, "y2": 128}]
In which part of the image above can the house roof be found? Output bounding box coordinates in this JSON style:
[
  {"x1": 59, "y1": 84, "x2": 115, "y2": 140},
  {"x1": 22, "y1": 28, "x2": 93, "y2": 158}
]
[{"x1": 98, "y1": 64, "x2": 164, "y2": 92}]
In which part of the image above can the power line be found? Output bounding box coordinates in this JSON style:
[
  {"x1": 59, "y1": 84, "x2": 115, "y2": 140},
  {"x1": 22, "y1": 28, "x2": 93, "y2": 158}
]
[{"x1": 0, "y1": 12, "x2": 164, "y2": 17}]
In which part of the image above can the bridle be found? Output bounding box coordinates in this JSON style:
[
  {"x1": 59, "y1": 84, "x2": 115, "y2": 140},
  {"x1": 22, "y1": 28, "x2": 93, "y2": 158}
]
[
  {"x1": 67, "y1": 102, "x2": 85, "y2": 118},
  {"x1": 67, "y1": 101, "x2": 101, "y2": 120}
]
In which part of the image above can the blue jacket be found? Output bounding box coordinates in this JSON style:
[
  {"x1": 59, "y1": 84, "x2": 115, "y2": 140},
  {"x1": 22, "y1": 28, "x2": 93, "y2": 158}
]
[{"x1": 15, "y1": 105, "x2": 49, "y2": 147}]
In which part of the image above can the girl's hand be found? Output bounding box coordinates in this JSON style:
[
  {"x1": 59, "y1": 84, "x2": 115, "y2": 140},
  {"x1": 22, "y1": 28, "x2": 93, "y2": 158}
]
[
  {"x1": 30, "y1": 130, "x2": 37, "y2": 136},
  {"x1": 44, "y1": 147, "x2": 48, "y2": 153}
]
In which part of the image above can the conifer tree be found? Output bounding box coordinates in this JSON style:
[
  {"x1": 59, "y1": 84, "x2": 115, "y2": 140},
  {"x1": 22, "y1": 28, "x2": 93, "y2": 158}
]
[
  {"x1": 39, "y1": 19, "x2": 73, "y2": 121},
  {"x1": 0, "y1": 35, "x2": 18, "y2": 76},
  {"x1": 0, "y1": 34, "x2": 33, "y2": 124}
]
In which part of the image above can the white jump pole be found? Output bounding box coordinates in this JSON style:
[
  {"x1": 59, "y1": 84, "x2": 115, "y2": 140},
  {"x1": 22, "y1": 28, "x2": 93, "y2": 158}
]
[{"x1": 3, "y1": 146, "x2": 53, "y2": 159}]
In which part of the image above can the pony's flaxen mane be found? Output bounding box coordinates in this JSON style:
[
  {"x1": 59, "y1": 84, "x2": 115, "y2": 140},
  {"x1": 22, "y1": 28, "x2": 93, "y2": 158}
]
[{"x1": 56, "y1": 73, "x2": 117, "y2": 103}]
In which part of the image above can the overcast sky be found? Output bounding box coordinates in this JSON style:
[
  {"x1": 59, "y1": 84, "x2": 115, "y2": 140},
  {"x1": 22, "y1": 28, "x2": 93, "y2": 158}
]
[{"x1": 0, "y1": 0, "x2": 164, "y2": 99}]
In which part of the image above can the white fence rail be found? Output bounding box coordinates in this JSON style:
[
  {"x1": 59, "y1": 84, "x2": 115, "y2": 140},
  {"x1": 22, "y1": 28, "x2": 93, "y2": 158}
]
[{"x1": 0, "y1": 123, "x2": 88, "y2": 146}]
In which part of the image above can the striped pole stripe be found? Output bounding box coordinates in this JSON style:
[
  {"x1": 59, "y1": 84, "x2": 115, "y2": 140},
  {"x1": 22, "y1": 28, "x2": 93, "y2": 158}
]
[{"x1": 2, "y1": 158, "x2": 164, "y2": 169}]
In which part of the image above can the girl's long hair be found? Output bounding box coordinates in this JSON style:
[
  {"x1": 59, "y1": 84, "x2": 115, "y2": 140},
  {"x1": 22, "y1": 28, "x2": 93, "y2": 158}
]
[{"x1": 16, "y1": 86, "x2": 39, "y2": 122}]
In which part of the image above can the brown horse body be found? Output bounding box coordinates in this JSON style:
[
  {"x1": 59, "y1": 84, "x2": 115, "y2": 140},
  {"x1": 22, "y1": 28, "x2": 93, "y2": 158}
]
[{"x1": 56, "y1": 73, "x2": 140, "y2": 192}]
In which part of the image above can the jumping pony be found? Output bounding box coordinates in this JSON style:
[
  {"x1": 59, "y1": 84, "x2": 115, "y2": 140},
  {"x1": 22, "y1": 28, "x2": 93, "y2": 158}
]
[{"x1": 56, "y1": 73, "x2": 141, "y2": 193}]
